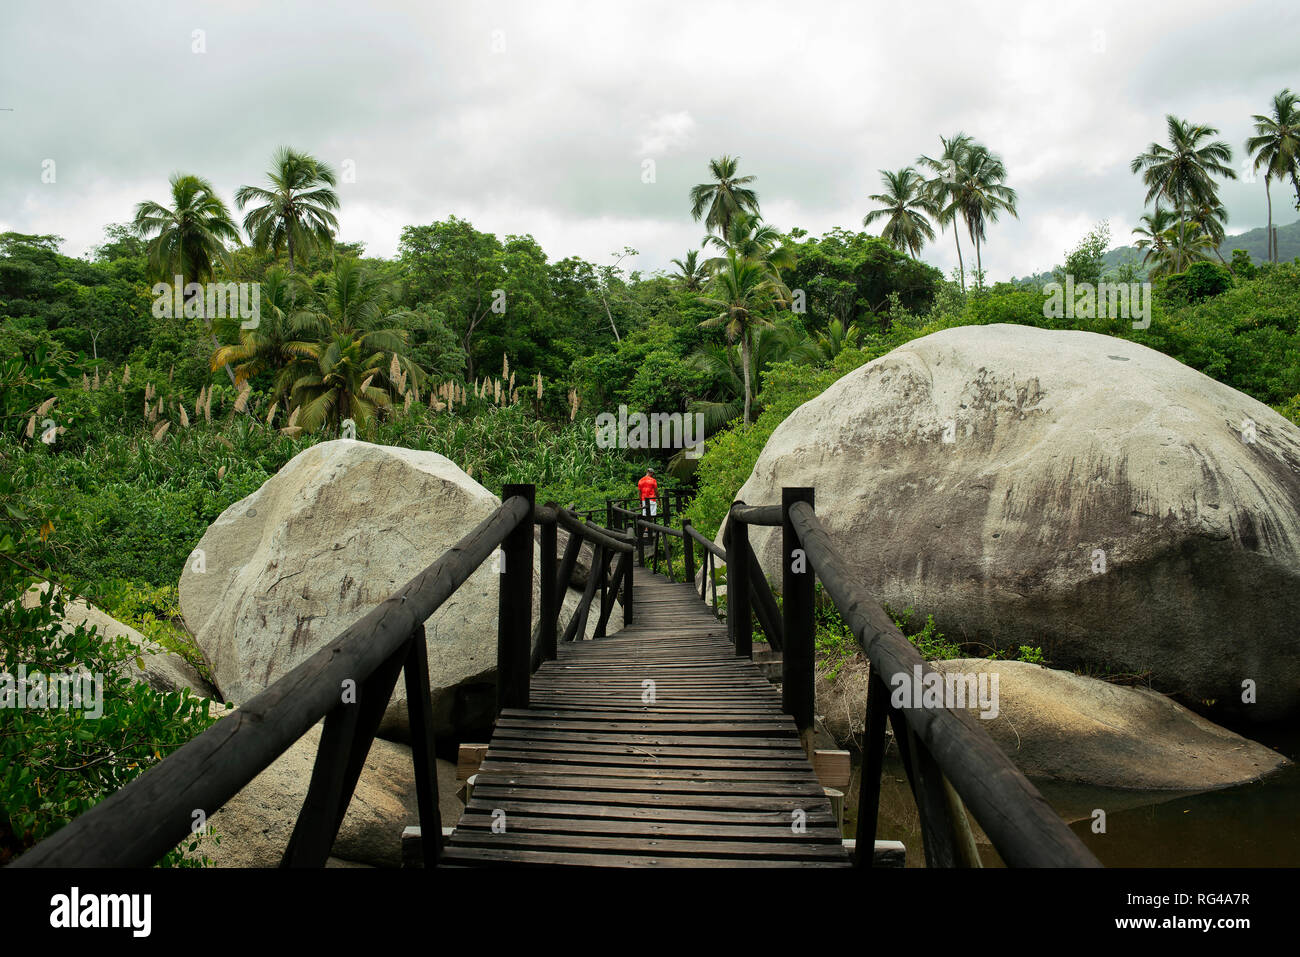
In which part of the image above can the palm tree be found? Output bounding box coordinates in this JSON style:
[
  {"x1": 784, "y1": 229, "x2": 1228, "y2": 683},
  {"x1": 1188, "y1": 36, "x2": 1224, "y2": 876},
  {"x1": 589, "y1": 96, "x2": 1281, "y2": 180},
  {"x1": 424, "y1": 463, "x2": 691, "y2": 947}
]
[
  {"x1": 696, "y1": 251, "x2": 789, "y2": 426},
  {"x1": 863, "y1": 167, "x2": 938, "y2": 257},
  {"x1": 1131, "y1": 116, "x2": 1236, "y2": 271},
  {"x1": 810, "y1": 318, "x2": 864, "y2": 363},
  {"x1": 282, "y1": 258, "x2": 423, "y2": 433},
  {"x1": 235, "y1": 147, "x2": 340, "y2": 272},
  {"x1": 210, "y1": 266, "x2": 298, "y2": 394},
  {"x1": 669, "y1": 250, "x2": 708, "y2": 291},
  {"x1": 918, "y1": 133, "x2": 973, "y2": 291},
  {"x1": 1132, "y1": 209, "x2": 1177, "y2": 270},
  {"x1": 1162, "y1": 221, "x2": 1217, "y2": 274},
  {"x1": 689, "y1": 155, "x2": 760, "y2": 241},
  {"x1": 952, "y1": 143, "x2": 1018, "y2": 283},
  {"x1": 133, "y1": 172, "x2": 242, "y2": 382},
  {"x1": 1245, "y1": 89, "x2": 1300, "y2": 263},
  {"x1": 687, "y1": 325, "x2": 814, "y2": 433},
  {"x1": 702, "y1": 211, "x2": 796, "y2": 278},
  {"x1": 1187, "y1": 199, "x2": 1230, "y2": 264}
]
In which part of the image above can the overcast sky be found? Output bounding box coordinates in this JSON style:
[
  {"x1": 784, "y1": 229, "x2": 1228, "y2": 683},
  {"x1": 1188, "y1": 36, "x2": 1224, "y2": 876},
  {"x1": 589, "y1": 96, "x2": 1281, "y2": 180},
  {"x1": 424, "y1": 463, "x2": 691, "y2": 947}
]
[{"x1": 2, "y1": 0, "x2": 1297, "y2": 282}]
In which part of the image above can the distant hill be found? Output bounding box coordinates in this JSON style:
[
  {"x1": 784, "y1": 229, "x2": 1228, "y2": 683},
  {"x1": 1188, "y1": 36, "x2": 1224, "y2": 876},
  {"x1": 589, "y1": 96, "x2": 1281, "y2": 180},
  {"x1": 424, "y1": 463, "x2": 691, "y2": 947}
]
[{"x1": 1013, "y1": 218, "x2": 1300, "y2": 286}]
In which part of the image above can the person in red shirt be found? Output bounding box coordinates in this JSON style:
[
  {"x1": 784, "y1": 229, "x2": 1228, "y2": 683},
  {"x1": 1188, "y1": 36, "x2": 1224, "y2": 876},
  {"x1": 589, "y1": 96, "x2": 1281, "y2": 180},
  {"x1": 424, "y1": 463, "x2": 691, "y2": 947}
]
[{"x1": 637, "y1": 468, "x2": 658, "y2": 517}]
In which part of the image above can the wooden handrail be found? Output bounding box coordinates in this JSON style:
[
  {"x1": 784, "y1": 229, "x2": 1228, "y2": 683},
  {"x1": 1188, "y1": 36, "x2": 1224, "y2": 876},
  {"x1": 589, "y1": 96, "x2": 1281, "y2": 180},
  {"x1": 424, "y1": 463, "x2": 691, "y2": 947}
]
[
  {"x1": 730, "y1": 503, "x2": 782, "y2": 526},
  {"x1": 785, "y1": 498, "x2": 1100, "y2": 868},
  {"x1": 556, "y1": 506, "x2": 634, "y2": 554}
]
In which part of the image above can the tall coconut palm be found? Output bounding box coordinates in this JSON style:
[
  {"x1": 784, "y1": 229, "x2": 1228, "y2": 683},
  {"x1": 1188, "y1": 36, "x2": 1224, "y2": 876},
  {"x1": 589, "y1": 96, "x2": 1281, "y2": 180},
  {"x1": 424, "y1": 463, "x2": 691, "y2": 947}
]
[
  {"x1": 133, "y1": 172, "x2": 242, "y2": 382},
  {"x1": 696, "y1": 251, "x2": 788, "y2": 426},
  {"x1": 235, "y1": 147, "x2": 340, "y2": 272},
  {"x1": 689, "y1": 155, "x2": 760, "y2": 241},
  {"x1": 282, "y1": 258, "x2": 423, "y2": 433},
  {"x1": 952, "y1": 143, "x2": 1018, "y2": 282},
  {"x1": 1131, "y1": 116, "x2": 1236, "y2": 271},
  {"x1": 669, "y1": 249, "x2": 708, "y2": 291},
  {"x1": 863, "y1": 167, "x2": 938, "y2": 257},
  {"x1": 702, "y1": 211, "x2": 796, "y2": 278},
  {"x1": 1245, "y1": 89, "x2": 1300, "y2": 263},
  {"x1": 919, "y1": 133, "x2": 974, "y2": 291}
]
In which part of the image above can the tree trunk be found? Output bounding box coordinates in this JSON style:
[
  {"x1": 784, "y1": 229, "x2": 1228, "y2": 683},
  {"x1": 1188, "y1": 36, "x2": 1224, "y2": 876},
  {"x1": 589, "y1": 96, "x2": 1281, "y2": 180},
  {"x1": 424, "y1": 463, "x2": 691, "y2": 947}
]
[
  {"x1": 741, "y1": 330, "x2": 753, "y2": 427},
  {"x1": 1265, "y1": 177, "x2": 1274, "y2": 262},
  {"x1": 953, "y1": 225, "x2": 966, "y2": 292},
  {"x1": 287, "y1": 231, "x2": 295, "y2": 274}
]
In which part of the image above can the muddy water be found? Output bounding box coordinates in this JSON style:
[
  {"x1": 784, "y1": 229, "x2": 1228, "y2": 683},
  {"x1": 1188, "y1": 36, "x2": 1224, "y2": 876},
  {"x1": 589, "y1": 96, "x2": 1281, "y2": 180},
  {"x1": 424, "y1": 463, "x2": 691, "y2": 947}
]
[{"x1": 842, "y1": 724, "x2": 1300, "y2": 867}]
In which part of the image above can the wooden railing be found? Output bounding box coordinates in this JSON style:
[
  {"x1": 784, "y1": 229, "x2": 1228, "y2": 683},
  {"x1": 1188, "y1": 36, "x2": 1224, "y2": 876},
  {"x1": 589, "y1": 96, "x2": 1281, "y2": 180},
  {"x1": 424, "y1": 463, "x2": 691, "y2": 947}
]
[
  {"x1": 12, "y1": 483, "x2": 630, "y2": 869},
  {"x1": 13, "y1": 480, "x2": 1099, "y2": 869},
  {"x1": 722, "y1": 488, "x2": 1101, "y2": 869}
]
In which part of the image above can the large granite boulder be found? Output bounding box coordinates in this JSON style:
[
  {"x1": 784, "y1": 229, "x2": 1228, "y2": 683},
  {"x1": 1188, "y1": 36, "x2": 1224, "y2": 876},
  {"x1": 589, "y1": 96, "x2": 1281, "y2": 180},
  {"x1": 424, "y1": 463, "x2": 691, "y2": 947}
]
[
  {"x1": 180, "y1": 440, "x2": 614, "y2": 741},
  {"x1": 21, "y1": 583, "x2": 214, "y2": 698},
  {"x1": 816, "y1": 657, "x2": 1287, "y2": 789},
  {"x1": 732, "y1": 324, "x2": 1300, "y2": 721},
  {"x1": 198, "y1": 717, "x2": 461, "y2": 867}
]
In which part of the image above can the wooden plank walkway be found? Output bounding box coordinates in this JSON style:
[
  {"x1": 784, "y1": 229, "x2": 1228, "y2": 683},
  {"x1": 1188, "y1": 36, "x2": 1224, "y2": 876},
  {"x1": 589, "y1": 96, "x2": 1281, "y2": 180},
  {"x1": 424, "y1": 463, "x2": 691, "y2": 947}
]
[{"x1": 441, "y1": 566, "x2": 851, "y2": 867}]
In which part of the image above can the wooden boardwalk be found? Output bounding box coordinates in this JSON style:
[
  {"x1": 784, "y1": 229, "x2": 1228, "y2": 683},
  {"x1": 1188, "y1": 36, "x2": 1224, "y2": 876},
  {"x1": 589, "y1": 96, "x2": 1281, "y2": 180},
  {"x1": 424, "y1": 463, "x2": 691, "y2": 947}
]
[{"x1": 441, "y1": 566, "x2": 850, "y2": 867}]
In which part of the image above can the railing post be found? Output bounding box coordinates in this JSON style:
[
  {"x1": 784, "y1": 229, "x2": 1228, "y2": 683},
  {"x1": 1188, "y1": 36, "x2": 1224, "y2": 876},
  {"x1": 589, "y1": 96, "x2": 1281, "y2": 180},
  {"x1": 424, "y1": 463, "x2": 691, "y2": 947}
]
[
  {"x1": 782, "y1": 487, "x2": 815, "y2": 746},
  {"x1": 682, "y1": 518, "x2": 695, "y2": 589},
  {"x1": 606, "y1": 498, "x2": 615, "y2": 533},
  {"x1": 727, "y1": 504, "x2": 751, "y2": 658},
  {"x1": 539, "y1": 506, "x2": 557, "y2": 663},
  {"x1": 596, "y1": 542, "x2": 609, "y2": 638},
  {"x1": 638, "y1": 500, "x2": 647, "y2": 567},
  {"x1": 497, "y1": 483, "x2": 535, "y2": 713},
  {"x1": 623, "y1": 534, "x2": 634, "y2": 626}
]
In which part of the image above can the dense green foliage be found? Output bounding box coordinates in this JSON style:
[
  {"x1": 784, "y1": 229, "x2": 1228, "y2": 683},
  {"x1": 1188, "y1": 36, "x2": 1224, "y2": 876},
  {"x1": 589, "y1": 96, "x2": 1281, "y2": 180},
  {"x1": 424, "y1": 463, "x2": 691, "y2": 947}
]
[{"x1": 4, "y1": 109, "x2": 1300, "y2": 862}]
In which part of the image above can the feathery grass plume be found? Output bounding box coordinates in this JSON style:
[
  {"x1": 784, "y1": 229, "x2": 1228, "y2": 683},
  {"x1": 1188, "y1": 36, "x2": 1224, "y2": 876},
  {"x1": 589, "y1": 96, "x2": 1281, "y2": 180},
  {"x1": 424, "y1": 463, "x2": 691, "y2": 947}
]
[
  {"x1": 511, "y1": 387, "x2": 519, "y2": 405},
  {"x1": 233, "y1": 385, "x2": 250, "y2": 414},
  {"x1": 156, "y1": 397, "x2": 165, "y2": 417},
  {"x1": 217, "y1": 435, "x2": 233, "y2": 450},
  {"x1": 143, "y1": 397, "x2": 150, "y2": 420},
  {"x1": 195, "y1": 386, "x2": 204, "y2": 417},
  {"x1": 280, "y1": 425, "x2": 303, "y2": 438},
  {"x1": 36, "y1": 397, "x2": 57, "y2": 417},
  {"x1": 536, "y1": 372, "x2": 542, "y2": 399},
  {"x1": 404, "y1": 392, "x2": 413, "y2": 413},
  {"x1": 265, "y1": 401, "x2": 278, "y2": 426},
  {"x1": 92, "y1": 368, "x2": 100, "y2": 390},
  {"x1": 287, "y1": 405, "x2": 300, "y2": 428},
  {"x1": 502, "y1": 353, "x2": 509, "y2": 380},
  {"x1": 122, "y1": 364, "x2": 131, "y2": 386},
  {"x1": 25, "y1": 415, "x2": 36, "y2": 439},
  {"x1": 82, "y1": 373, "x2": 90, "y2": 391},
  {"x1": 179, "y1": 405, "x2": 190, "y2": 429},
  {"x1": 568, "y1": 388, "x2": 580, "y2": 421},
  {"x1": 204, "y1": 387, "x2": 213, "y2": 423},
  {"x1": 217, "y1": 465, "x2": 227, "y2": 479},
  {"x1": 168, "y1": 364, "x2": 174, "y2": 384},
  {"x1": 144, "y1": 382, "x2": 155, "y2": 402},
  {"x1": 360, "y1": 374, "x2": 374, "y2": 392},
  {"x1": 508, "y1": 371, "x2": 515, "y2": 394},
  {"x1": 151, "y1": 421, "x2": 170, "y2": 442},
  {"x1": 431, "y1": 399, "x2": 446, "y2": 412}
]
